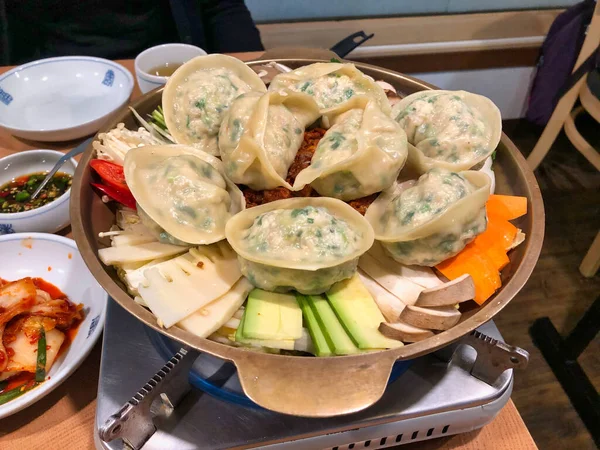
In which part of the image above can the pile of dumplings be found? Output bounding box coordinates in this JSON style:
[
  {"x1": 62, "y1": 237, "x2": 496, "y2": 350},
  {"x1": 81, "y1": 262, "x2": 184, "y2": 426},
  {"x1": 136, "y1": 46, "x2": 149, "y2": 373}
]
[{"x1": 124, "y1": 54, "x2": 502, "y2": 294}]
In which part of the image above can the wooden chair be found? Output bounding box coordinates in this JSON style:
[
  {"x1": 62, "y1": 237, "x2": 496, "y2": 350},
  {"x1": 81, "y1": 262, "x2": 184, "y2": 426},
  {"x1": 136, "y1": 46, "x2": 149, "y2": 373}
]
[{"x1": 527, "y1": 2, "x2": 600, "y2": 277}]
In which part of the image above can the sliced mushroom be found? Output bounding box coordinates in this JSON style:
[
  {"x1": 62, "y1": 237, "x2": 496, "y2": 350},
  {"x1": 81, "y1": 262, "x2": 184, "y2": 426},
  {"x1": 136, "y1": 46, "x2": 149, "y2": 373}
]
[
  {"x1": 415, "y1": 274, "x2": 475, "y2": 307},
  {"x1": 379, "y1": 321, "x2": 434, "y2": 343},
  {"x1": 508, "y1": 229, "x2": 526, "y2": 251},
  {"x1": 251, "y1": 62, "x2": 292, "y2": 84},
  {"x1": 367, "y1": 242, "x2": 442, "y2": 289},
  {"x1": 400, "y1": 305, "x2": 462, "y2": 331},
  {"x1": 358, "y1": 269, "x2": 405, "y2": 322},
  {"x1": 375, "y1": 80, "x2": 397, "y2": 94},
  {"x1": 358, "y1": 252, "x2": 423, "y2": 305}
]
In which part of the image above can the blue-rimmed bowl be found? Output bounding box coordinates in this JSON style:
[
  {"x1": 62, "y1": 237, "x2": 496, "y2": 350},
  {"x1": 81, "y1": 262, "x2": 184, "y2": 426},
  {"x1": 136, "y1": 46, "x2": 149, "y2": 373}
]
[
  {"x1": 0, "y1": 56, "x2": 133, "y2": 142},
  {"x1": 0, "y1": 150, "x2": 76, "y2": 235},
  {"x1": 0, "y1": 233, "x2": 107, "y2": 419}
]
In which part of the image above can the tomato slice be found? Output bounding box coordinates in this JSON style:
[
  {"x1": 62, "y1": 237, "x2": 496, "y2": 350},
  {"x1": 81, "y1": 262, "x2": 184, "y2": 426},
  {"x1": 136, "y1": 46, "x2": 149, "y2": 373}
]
[
  {"x1": 90, "y1": 160, "x2": 128, "y2": 191},
  {"x1": 91, "y1": 183, "x2": 137, "y2": 210}
]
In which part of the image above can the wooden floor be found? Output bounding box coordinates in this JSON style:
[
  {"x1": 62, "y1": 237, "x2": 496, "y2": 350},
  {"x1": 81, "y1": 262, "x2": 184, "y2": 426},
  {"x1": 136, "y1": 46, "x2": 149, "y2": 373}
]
[{"x1": 496, "y1": 117, "x2": 600, "y2": 450}]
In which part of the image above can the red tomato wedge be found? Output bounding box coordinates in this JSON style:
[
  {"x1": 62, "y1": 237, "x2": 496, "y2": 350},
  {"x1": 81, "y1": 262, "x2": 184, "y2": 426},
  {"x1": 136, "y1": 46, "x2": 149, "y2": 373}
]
[
  {"x1": 90, "y1": 160, "x2": 128, "y2": 191},
  {"x1": 91, "y1": 183, "x2": 137, "y2": 210}
]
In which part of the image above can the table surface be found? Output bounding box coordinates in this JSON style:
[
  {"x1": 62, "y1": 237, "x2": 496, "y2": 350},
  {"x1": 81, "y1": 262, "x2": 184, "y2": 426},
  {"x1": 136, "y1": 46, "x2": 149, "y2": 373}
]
[{"x1": 0, "y1": 56, "x2": 538, "y2": 450}]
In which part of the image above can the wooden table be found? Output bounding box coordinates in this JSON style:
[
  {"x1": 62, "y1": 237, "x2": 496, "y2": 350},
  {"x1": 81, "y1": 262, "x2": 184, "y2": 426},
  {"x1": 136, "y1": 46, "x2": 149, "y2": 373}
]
[{"x1": 0, "y1": 58, "x2": 538, "y2": 450}]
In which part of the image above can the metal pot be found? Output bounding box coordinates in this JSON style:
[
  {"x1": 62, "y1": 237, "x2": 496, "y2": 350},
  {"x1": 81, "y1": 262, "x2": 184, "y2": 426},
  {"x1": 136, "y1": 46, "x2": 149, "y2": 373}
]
[{"x1": 71, "y1": 59, "x2": 544, "y2": 418}]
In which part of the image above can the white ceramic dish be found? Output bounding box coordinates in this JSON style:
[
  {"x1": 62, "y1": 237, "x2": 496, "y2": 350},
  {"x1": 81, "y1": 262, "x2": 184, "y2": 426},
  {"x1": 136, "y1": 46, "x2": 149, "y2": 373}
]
[
  {"x1": 0, "y1": 57, "x2": 134, "y2": 142},
  {"x1": 134, "y1": 44, "x2": 207, "y2": 93},
  {"x1": 0, "y1": 233, "x2": 107, "y2": 419},
  {"x1": 0, "y1": 150, "x2": 76, "y2": 235}
]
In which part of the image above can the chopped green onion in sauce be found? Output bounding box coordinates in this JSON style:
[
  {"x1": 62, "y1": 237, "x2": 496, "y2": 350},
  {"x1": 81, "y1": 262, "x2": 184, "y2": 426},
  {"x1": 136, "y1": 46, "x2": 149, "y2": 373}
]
[{"x1": 0, "y1": 172, "x2": 72, "y2": 214}]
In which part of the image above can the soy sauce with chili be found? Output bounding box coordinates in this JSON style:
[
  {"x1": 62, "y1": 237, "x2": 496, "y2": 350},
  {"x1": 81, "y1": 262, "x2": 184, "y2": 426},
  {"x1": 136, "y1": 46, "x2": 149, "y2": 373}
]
[{"x1": 0, "y1": 172, "x2": 72, "y2": 214}]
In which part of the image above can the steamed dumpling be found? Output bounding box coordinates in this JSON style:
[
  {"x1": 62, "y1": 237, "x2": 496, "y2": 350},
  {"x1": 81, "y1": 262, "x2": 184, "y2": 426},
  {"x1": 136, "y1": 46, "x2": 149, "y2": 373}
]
[
  {"x1": 218, "y1": 90, "x2": 320, "y2": 190},
  {"x1": 163, "y1": 54, "x2": 267, "y2": 156},
  {"x1": 293, "y1": 96, "x2": 408, "y2": 201},
  {"x1": 365, "y1": 169, "x2": 490, "y2": 266},
  {"x1": 391, "y1": 90, "x2": 501, "y2": 172},
  {"x1": 225, "y1": 197, "x2": 374, "y2": 294},
  {"x1": 124, "y1": 145, "x2": 244, "y2": 245},
  {"x1": 269, "y1": 62, "x2": 391, "y2": 115}
]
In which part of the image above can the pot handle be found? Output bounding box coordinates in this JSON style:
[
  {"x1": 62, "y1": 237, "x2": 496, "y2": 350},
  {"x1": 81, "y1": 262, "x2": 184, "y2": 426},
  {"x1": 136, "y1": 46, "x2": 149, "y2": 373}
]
[
  {"x1": 330, "y1": 31, "x2": 375, "y2": 58},
  {"x1": 232, "y1": 351, "x2": 397, "y2": 417}
]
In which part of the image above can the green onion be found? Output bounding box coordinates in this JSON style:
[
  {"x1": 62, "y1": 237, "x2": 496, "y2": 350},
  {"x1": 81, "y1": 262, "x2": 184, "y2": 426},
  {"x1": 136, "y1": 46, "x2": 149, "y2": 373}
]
[
  {"x1": 35, "y1": 327, "x2": 47, "y2": 382},
  {"x1": 330, "y1": 57, "x2": 341, "y2": 63},
  {"x1": 491, "y1": 150, "x2": 497, "y2": 161},
  {"x1": 152, "y1": 110, "x2": 166, "y2": 125},
  {"x1": 0, "y1": 383, "x2": 37, "y2": 405},
  {"x1": 148, "y1": 107, "x2": 168, "y2": 131}
]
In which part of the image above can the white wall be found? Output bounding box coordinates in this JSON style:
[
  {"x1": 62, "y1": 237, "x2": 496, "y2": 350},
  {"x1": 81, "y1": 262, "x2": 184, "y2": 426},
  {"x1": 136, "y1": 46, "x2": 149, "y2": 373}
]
[{"x1": 407, "y1": 67, "x2": 536, "y2": 119}]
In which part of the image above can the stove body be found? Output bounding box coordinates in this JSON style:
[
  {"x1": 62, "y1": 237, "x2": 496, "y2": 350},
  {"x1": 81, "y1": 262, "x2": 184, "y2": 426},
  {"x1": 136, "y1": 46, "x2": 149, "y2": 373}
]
[{"x1": 95, "y1": 300, "x2": 513, "y2": 449}]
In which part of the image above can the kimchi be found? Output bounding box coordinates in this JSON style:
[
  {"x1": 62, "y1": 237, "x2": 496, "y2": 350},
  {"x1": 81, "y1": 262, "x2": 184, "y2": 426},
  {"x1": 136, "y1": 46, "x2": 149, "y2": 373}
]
[{"x1": 0, "y1": 277, "x2": 83, "y2": 404}]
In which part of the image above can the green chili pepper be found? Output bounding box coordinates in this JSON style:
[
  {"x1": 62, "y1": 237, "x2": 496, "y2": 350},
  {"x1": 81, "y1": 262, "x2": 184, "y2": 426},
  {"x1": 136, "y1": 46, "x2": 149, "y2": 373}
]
[
  {"x1": 15, "y1": 191, "x2": 30, "y2": 202},
  {"x1": 53, "y1": 177, "x2": 67, "y2": 190},
  {"x1": 35, "y1": 327, "x2": 47, "y2": 382}
]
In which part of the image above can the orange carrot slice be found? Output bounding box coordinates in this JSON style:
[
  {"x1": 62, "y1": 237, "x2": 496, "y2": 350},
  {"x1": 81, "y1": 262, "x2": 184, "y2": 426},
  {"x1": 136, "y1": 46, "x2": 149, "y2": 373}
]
[
  {"x1": 436, "y1": 244, "x2": 501, "y2": 305},
  {"x1": 473, "y1": 238, "x2": 510, "y2": 271},
  {"x1": 486, "y1": 195, "x2": 528, "y2": 220},
  {"x1": 485, "y1": 218, "x2": 518, "y2": 251},
  {"x1": 473, "y1": 220, "x2": 511, "y2": 271}
]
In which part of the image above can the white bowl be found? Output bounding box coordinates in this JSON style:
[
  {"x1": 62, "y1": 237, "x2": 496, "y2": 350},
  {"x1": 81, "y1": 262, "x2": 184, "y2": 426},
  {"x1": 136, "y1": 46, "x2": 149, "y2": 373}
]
[
  {"x1": 0, "y1": 150, "x2": 76, "y2": 235},
  {"x1": 0, "y1": 233, "x2": 107, "y2": 419},
  {"x1": 135, "y1": 44, "x2": 207, "y2": 94},
  {"x1": 0, "y1": 57, "x2": 134, "y2": 142}
]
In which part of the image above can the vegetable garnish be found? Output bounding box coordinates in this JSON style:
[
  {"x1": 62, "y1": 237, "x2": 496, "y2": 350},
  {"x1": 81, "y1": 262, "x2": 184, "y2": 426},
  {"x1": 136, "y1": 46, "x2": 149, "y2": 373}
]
[
  {"x1": 0, "y1": 172, "x2": 72, "y2": 214},
  {"x1": 35, "y1": 327, "x2": 47, "y2": 383},
  {"x1": 150, "y1": 106, "x2": 168, "y2": 131},
  {"x1": 330, "y1": 57, "x2": 341, "y2": 63},
  {"x1": 90, "y1": 159, "x2": 137, "y2": 209},
  {"x1": 0, "y1": 382, "x2": 38, "y2": 406},
  {"x1": 91, "y1": 183, "x2": 137, "y2": 210},
  {"x1": 90, "y1": 160, "x2": 128, "y2": 191}
]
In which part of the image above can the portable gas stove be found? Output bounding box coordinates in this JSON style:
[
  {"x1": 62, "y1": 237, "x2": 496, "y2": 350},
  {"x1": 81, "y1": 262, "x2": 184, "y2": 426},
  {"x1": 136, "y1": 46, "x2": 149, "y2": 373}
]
[{"x1": 94, "y1": 299, "x2": 528, "y2": 450}]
